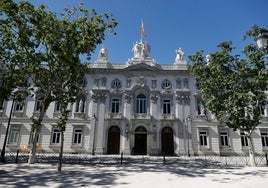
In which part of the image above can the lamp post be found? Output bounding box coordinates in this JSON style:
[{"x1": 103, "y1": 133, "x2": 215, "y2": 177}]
[
  {"x1": 0, "y1": 88, "x2": 26, "y2": 163},
  {"x1": 186, "y1": 116, "x2": 191, "y2": 157},
  {"x1": 0, "y1": 97, "x2": 15, "y2": 163},
  {"x1": 256, "y1": 31, "x2": 268, "y2": 49}
]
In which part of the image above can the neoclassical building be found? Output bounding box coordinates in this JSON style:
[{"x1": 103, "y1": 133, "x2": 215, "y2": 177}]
[{"x1": 1, "y1": 40, "x2": 268, "y2": 156}]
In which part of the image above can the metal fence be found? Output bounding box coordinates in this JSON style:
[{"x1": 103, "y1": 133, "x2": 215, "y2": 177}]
[{"x1": 3, "y1": 151, "x2": 268, "y2": 167}]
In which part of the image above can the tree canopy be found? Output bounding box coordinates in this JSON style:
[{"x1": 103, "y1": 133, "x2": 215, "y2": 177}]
[
  {"x1": 0, "y1": 0, "x2": 117, "y2": 164},
  {"x1": 189, "y1": 25, "x2": 268, "y2": 166}
]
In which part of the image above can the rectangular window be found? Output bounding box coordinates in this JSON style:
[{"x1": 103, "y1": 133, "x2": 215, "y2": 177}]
[
  {"x1": 261, "y1": 132, "x2": 268, "y2": 147},
  {"x1": 8, "y1": 126, "x2": 20, "y2": 144},
  {"x1": 73, "y1": 128, "x2": 82, "y2": 145},
  {"x1": 199, "y1": 131, "x2": 208, "y2": 147},
  {"x1": 136, "y1": 99, "x2": 147, "y2": 113},
  {"x1": 55, "y1": 101, "x2": 61, "y2": 112},
  {"x1": 35, "y1": 99, "x2": 41, "y2": 112},
  {"x1": 15, "y1": 100, "x2": 24, "y2": 111},
  {"x1": 163, "y1": 99, "x2": 171, "y2": 114},
  {"x1": 111, "y1": 98, "x2": 120, "y2": 113},
  {"x1": 0, "y1": 100, "x2": 4, "y2": 111},
  {"x1": 220, "y1": 131, "x2": 229, "y2": 147},
  {"x1": 240, "y1": 132, "x2": 248, "y2": 147},
  {"x1": 51, "y1": 128, "x2": 60, "y2": 144}
]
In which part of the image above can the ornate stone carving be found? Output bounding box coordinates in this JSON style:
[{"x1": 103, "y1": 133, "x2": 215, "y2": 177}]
[
  {"x1": 137, "y1": 76, "x2": 147, "y2": 87},
  {"x1": 150, "y1": 92, "x2": 159, "y2": 103},
  {"x1": 91, "y1": 92, "x2": 107, "y2": 103},
  {"x1": 124, "y1": 93, "x2": 132, "y2": 103},
  {"x1": 176, "y1": 94, "x2": 190, "y2": 105}
]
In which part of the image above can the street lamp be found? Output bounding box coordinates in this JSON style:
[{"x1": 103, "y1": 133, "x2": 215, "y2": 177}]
[
  {"x1": 186, "y1": 116, "x2": 191, "y2": 157},
  {"x1": 256, "y1": 30, "x2": 268, "y2": 49},
  {"x1": 0, "y1": 88, "x2": 26, "y2": 163}
]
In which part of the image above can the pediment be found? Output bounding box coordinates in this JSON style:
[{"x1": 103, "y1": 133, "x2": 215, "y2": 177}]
[{"x1": 124, "y1": 62, "x2": 161, "y2": 71}]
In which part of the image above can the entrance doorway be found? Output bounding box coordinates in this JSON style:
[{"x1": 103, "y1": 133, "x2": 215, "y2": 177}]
[
  {"x1": 133, "y1": 126, "x2": 147, "y2": 154},
  {"x1": 107, "y1": 126, "x2": 120, "y2": 154},
  {"x1": 161, "y1": 126, "x2": 174, "y2": 155}
]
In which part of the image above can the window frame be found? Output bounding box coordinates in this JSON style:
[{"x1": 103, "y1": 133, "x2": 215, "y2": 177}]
[
  {"x1": 261, "y1": 132, "x2": 268, "y2": 148},
  {"x1": 240, "y1": 132, "x2": 249, "y2": 148},
  {"x1": 51, "y1": 128, "x2": 61, "y2": 145},
  {"x1": 162, "y1": 99, "x2": 171, "y2": 114},
  {"x1": 72, "y1": 128, "x2": 83, "y2": 146},
  {"x1": 8, "y1": 126, "x2": 20, "y2": 145},
  {"x1": 111, "y1": 98, "x2": 120, "y2": 113},
  {"x1": 14, "y1": 100, "x2": 24, "y2": 112},
  {"x1": 135, "y1": 94, "x2": 147, "y2": 114},
  {"x1": 54, "y1": 101, "x2": 61, "y2": 112},
  {"x1": 220, "y1": 131, "x2": 229, "y2": 147},
  {"x1": 199, "y1": 130, "x2": 209, "y2": 148}
]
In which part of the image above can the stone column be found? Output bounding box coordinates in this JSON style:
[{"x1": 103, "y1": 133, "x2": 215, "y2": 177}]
[{"x1": 95, "y1": 93, "x2": 107, "y2": 154}]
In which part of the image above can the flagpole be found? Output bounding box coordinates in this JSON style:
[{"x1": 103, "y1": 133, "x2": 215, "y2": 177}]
[{"x1": 140, "y1": 18, "x2": 143, "y2": 42}]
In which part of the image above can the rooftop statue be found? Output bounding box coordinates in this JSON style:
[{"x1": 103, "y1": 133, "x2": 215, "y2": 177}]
[
  {"x1": 98, "y1": 46, "x2": 108, "y2": 60},
  {"x1": 175, "y1": 48, "x2": 184, "y2": 61},
  {"x1": 132, "y1": 41, "x2": 150, "y2": 59}
]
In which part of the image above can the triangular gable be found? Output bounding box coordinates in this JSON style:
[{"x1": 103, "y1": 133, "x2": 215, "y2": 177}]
[{"x1": 124, "y1": 62, "x2": 161, "y2": 71}]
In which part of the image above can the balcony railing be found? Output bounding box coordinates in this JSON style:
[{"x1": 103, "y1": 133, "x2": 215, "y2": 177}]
[
  {"x1": 108, "y1": 113, "x2": 123, "y2": 119},
  {"x1": 132, "y1": 113, "x2": 151, "y2": 120},
  {"x1": 161, "y1": 113, "x2": 175, "y2": 120}
]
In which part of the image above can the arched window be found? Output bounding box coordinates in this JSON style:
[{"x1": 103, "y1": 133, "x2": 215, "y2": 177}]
[{"x1": 136, "y1": 94, "x2": 147, "y2": 113}]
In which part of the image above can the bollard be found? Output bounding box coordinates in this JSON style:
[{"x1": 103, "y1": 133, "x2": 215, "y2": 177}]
[
  {"x1": 163, "y1": 152, "x2": 166, "y2": 164},
  {"x1": 15, "y1": 149, "x2": 19, "y2": 163},
  {"x1": 120, "y1": 152, "x2": 123, "y2": 165}
]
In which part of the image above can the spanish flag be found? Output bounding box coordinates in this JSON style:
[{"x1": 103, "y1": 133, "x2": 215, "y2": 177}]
[{"x1": 141, "y1": 20, "x2": 147, "y2": 37}]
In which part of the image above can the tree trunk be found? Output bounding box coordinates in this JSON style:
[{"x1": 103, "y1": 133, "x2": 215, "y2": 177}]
[
  {"x1": 28, "y1": 105, "x2": 46, "y2": 164},
  {"x1": 247, "y1": 133, "x2": 256, "y2": 167},
  {"x1": 58, "y1": 131, "x2": 64, "y2": 172},
  {"x1": 28, "y1": 126, "x2": 41, "y2": 164}
]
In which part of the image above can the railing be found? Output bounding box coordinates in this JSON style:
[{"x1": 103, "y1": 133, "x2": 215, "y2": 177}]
[
  {"x1": 3, "y1": 152, "x2": 268, "y2": 167},
  {"x1": 132, "y1": 113, "x2": 151, "y2": 120},
  {"x1": 108, "y1": 113, "x2": 123, "y2": 119},
  {"x1": 161, "y1": 114, "x2": 175, "y2": 120}
]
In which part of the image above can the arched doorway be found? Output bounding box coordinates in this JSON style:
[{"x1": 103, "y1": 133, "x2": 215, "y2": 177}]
[
  {"x1": 133, "y1": 126, "x2": 147, "y2": 155},
  {"x1": 161, "y1": 127, "x2": 174, "y2": 155},
  {"x1": 107, "y1": 126, "x2": 120, "y2": 154}
]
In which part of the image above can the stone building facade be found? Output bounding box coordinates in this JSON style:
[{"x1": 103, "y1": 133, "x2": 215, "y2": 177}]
[{"x1": 1, "y1": 40, "x2": 268, "y2": 156}]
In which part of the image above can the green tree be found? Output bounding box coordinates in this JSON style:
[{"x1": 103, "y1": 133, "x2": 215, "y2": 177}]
[
  {"x1": 189, "y1": 25, "x2": 268, "y2": 167},
  {"x1": 0, "y1": 0, "x2": 117, "y2": 164}
]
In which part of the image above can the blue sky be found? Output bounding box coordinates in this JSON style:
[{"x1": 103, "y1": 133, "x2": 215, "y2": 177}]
[{"x1": 28, "y1": 0, "x2": 268, "y2": 64}]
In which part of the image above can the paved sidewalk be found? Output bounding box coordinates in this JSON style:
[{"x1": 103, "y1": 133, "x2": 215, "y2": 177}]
[{"x1": 0, "y1": 163, "x2": 268, "y2": 188}]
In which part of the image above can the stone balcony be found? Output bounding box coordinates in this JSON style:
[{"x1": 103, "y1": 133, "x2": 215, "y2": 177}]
[
  {"x1": 131, "y1": 113, "x2": 151, "y2": 120},
  {"x1": 161, "y1": 113, "x2": 176, "y2": 121},
  {"x1": 108, "y1": 113, "x2": 123, "y2": 119}
]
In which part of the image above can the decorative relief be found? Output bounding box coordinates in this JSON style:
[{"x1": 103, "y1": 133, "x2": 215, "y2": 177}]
[
  {"x1": 91, "y1": 92, "x2": 107, "y2": 103},
  {"x1": 124, "y1": 93, "x2": 133, "y2": 103},
  {"x1": 137, "y1": 76, "x2": 147, "y2": 88},
  {"x1": 176, "y1": 94, "x2": 190, "y2": 105},
  {"x1": 150, "y1": 92, "x2": 159, "y2": 103}
]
